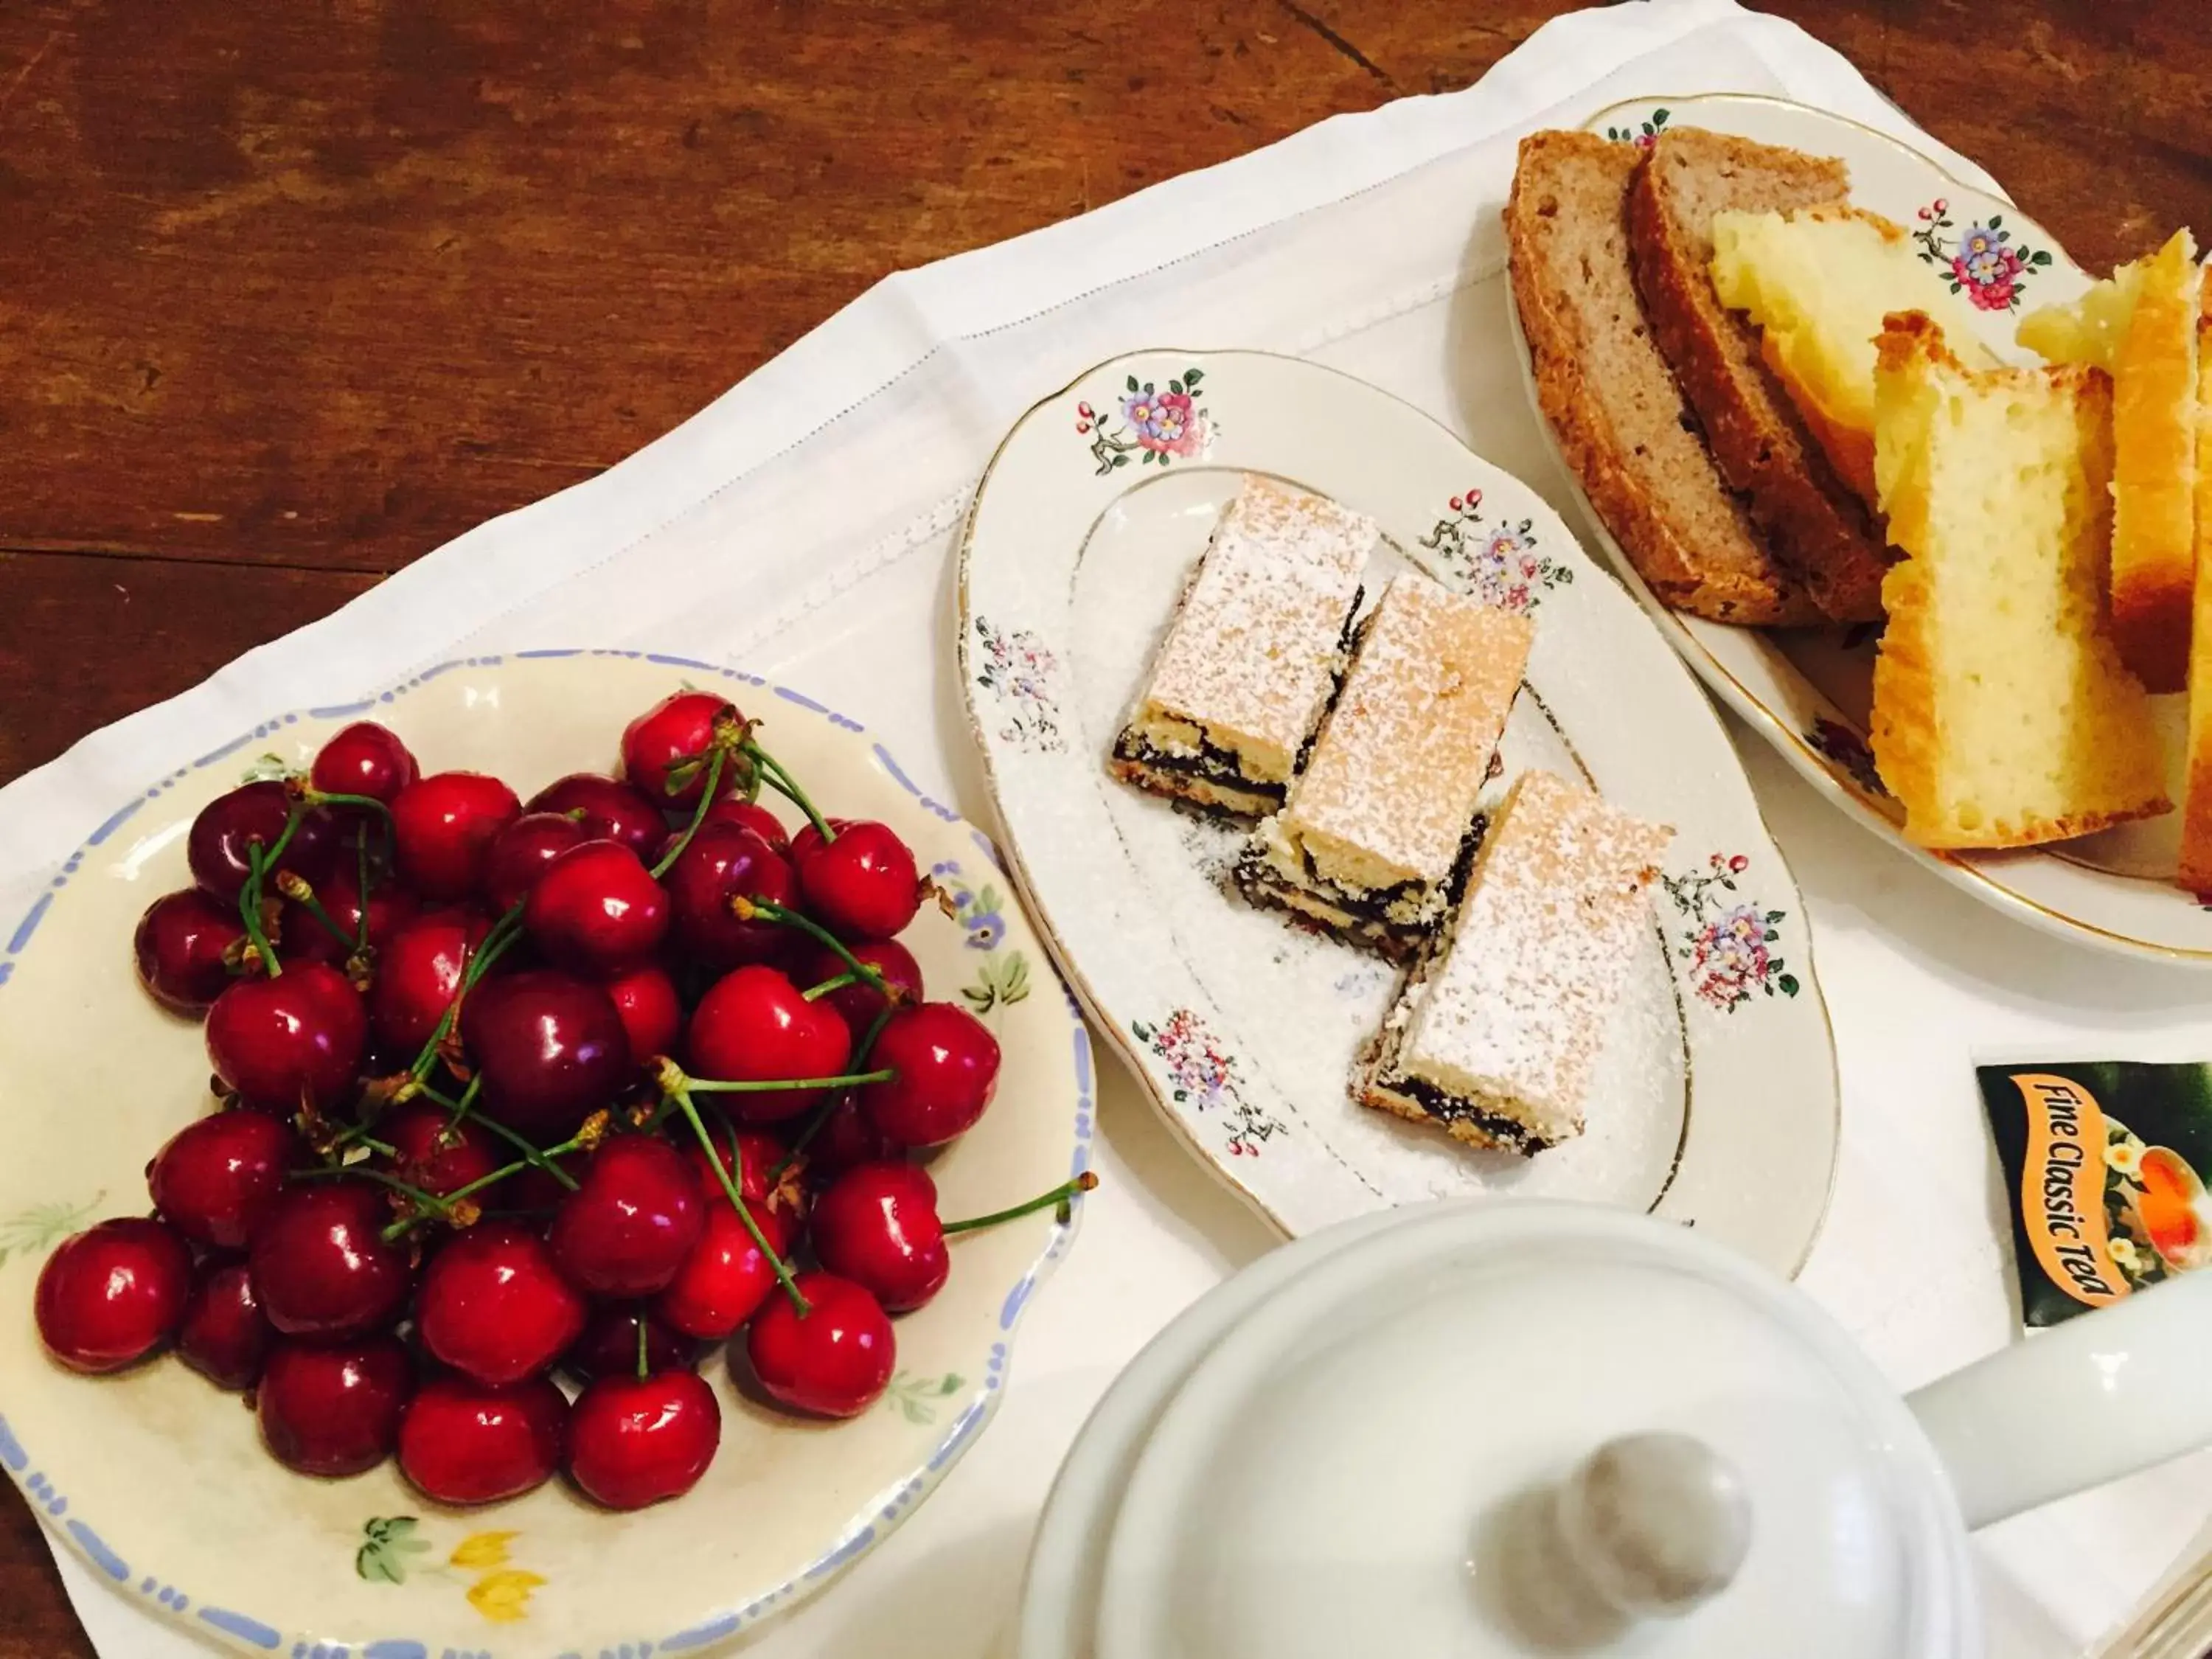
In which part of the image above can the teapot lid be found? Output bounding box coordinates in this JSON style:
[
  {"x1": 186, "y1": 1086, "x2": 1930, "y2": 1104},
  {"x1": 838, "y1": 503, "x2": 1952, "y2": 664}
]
[{"x1": 1094, "y1": 1203, "x2": 1978, "y2": 1659}]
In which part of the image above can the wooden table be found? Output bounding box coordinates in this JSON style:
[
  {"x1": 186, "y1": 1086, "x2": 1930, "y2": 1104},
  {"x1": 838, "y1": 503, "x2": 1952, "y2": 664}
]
[{"x1": 1, "y1": 1, "x2": 2204, "y2": 1649}]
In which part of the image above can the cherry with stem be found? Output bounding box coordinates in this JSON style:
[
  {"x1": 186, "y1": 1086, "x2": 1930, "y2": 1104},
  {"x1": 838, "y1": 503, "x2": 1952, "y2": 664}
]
[
  {"x1": 648, "y1": 747, "x2": 728, "y2": 880},
  {"x1": 771, "y1": 1001, "x2": 896, "y2": 1180},
  {"x1": 740, "y1": 740, "x2": 834, "y2": 844},
  {"x1": 405, "y1": 900, "x2": 528, "y2": 1083},
  {"x1": 655, "y1": 1067, "x2": 810, "y2": 1316}
]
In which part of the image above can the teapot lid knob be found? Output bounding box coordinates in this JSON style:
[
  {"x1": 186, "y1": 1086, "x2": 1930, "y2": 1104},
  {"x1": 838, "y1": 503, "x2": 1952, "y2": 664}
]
[{"x1": 1554, "y1": 1432, "x2": 1753, "y2": 1618}]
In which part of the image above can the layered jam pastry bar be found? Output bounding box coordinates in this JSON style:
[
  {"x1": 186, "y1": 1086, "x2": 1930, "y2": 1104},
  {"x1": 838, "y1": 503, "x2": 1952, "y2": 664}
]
[
  {"x1": 1361, "y1": 769, "x2": 1671, "y2": 1154},
  {"x1": 1109, "y1": 477, "x2": 1373, "y2": 818},
  {"x1": 1237, "y1": 573, "x2": 1533, "y2": 961}
]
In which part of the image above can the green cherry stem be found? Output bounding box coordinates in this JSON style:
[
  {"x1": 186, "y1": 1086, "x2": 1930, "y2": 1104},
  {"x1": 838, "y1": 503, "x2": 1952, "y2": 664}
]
[
  {"x1": 728, "y1": 898, "x2": 890, "y2": 998},
  {"x1": 419, "y1": 1079, "x2": 580, "y2": 1192},
  {"x1": 237, "y1": 845, "x2": 282, "y2": 978},
  {"x1": 274, "y1": 872, "x2": 354, "y2": 949},
  {"x1": 941, "y1": 1172, "x2": 1099, "y2": 1236},
  {"x1": 304, "y1": 789, "x2": 394, "y2": 823},
  {"x1": 406, "y1": 901, "x2": 528, "y2": 1083},
  {"x1": 770, "y1": 1001, "x2": 896, "y2": 1181},
  {"x1": 682, "y1": 1070, "x2": 893, "y2": 1093},
  {"x1": 800, "y1": 970, "x2": 859, "y2": 1003},
  {"x1": 636, "y1": 1311, "x2": 651, "y2": 1381},
  {"x1": 649, "y1": 745, "x2": 728, "y2": 880},
  {"x1": 668, "y1": 1082, "x2": 809, "y2": 1315},
  {"x1": 740, "y1": 740, "x2": 833, "y2": 842},
  {"x1": 352, "y1": 832, "x2": 374, "y2": 951}
]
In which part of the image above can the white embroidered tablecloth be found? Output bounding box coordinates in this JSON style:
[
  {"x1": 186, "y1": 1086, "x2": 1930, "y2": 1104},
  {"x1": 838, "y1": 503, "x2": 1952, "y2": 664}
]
[{"x1": 3, "y1": 2, "x2": 2203, "y2": 1652}]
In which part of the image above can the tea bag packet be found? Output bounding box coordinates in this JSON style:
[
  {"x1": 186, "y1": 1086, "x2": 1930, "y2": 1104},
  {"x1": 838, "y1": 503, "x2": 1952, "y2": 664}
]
[{"x1": 1976, "y1": 1060, "x2": 2212, "y2": 1326}]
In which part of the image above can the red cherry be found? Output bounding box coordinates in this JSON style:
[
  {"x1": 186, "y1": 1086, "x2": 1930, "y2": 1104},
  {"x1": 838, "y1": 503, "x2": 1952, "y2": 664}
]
[
  {"x1": 565, "y1": 1368, "x2": 721, "y2": 1509},
  {"x1": 527, "y1": 773, "x2": 667, "y2": 860},
  {"x1": 504, "y1": 1160, "x2": 580, "y2": 1217},
  {"x1": 685, "y1": 1125, "x2": 790, "y2": 1206},
  {"x1": 549, "y1": 1136, "x2": 703, "y2": 1297},
  {"x1": 796, "y1": 938, "x2": 925, "y2": 1041},
  {"x1": 34, "y1": 1218, "x2": 192, "y2": 1373},
  {"x1": 664, "y1": 823, "x2": 796, "y2": 970},
  {"x1": 147, "y1": 1109, "x2": 304, "y2": 1250},
  {"x1": 563, "y1": 1305, "x2": 695, "y2": 1383},
  {"x1": 700, "y1": 793, "x2": 790, "y2": 855},
  {"x1": 622, "y1": 691, "x2": 737, "y2": 807},
  {"x1": 369, "y1": 911, "x2": 490, "y2": 1057},
  {"x1": 604, "y1": 963, "x2": 683, "y2": 1060},
  {"x1": 310, "y1": 721, "x2": 419, "y2": 807},
  {"x1": 481, "y1": 812, "x2": 588, "y2": 913},
  {"x1": 282, "y1": 864, "x2": 420, "y2": 969},
  {"x1": 809, "y1": 1162, "x2": 949, "y2": 1313},
  {"x1": 745, "y1": 1271, "x2": 896, "y2": 1418},
  {"x1": 860, "y1": 1002, "x2": 1001, "y2": 1147},
  {"x1": 249, "y1": 1183, "x2": 412, "y2": 1338},
  {"x1": 206, "y1": 961, "x2": 369, "y2": 1112},
  {"x1": 397, "y1": 1374, "x2": 567, "y2": 1506},
  {"x1": 804, "y1": 1095, "x2": 896, "y2": 1178},
  {"x1": 133, "y1": 889, "x2": 246, "y2": 1015},
  {"x1": 792, "y1": 819, "x2": 920, "y2": 941},
  {"x1": 376, "y1": 1099, "x2": 506, "y2": 1201},
  {"x1": 524, "y1": 840, "x2": 670, "y2": 974},
  {"x1": 257, "y1": 1335, "x2": 413, "y2": 1476},
  {"x1": 177, "y1": 1260, "x2": 273, "y2": 1390},
  {"x1": 417, "y1": 1222, "x2": 587, "y2": 1385},
  {"x1": 653, "y1": 1197, "x2": 794, "y2": 1340},
  {"x1": 187, "y1": 782, "x2": 339, "y2": 903},
  {"x1": 686, "y1": 965, "x2": 851, "y2": 1124},
  {"x1": 391, "y1": 771, "x2": 521, "y2": 901},
  {"x1": 459, "y1": 969, "x2": 633, "y2": 1139}
]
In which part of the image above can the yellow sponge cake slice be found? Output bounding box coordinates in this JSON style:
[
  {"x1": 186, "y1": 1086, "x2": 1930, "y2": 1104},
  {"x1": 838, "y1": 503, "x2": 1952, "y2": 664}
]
[
  {"x1": 2019, "y1": 229, "x2": 2201, "y2": 693},
  {"x1": 2180, "y1": 271, "x2": 2212, "y2": 895},
  {"x1": 1871, "y1": 313, "x2": 2168, "y2": 848},
  {"x1": 1711, "y1": 205, "x2": 1998, "y2": 512}
]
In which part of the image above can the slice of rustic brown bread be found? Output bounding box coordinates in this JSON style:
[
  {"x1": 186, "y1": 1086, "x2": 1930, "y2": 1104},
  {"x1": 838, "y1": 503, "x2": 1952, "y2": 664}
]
[
  {"x1": 1628, "y1": 127, "x2": 1891, "y2": 623},
  {"x1": 1506, "y1": 131, "x2": 1820, "y2": 627}
]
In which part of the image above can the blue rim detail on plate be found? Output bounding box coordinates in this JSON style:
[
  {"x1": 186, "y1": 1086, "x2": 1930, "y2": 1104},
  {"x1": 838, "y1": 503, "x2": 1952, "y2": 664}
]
[{"x1": 0, "y1": 650, "x2": 1094, "y2": 1658}]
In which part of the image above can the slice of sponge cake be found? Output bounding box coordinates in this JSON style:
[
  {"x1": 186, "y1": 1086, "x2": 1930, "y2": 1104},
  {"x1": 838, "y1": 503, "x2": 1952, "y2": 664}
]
[
  {"x1": 1871, "y1": 313, "x2": 2168, "y2": 848},
  {"x1": 1628, "y1": 128, "x2": 1891, "y2": 623},
  {"x1": 1709, "y1": 204, "x2": 2000, "y2": 513},
  {"x1": 2019, "y1": 229, "x2": 2201, "y2": 694},
  {"x1": 2179, "y1": 271, "x2": 2212, "y2": 895},
  {"x1": 1506, "y1": 131, "x2": 1820, "y2": 627}
]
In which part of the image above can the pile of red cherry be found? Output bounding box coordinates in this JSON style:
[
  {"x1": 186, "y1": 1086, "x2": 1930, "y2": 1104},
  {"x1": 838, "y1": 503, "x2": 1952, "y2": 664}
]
[{"x1": 35, "y1": 689, "x2": 1087, "y2": 1511}]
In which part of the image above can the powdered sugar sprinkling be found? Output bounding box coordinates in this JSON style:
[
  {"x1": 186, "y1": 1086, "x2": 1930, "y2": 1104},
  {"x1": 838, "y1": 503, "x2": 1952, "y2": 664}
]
[
  {"x1": 1393, "y1": 770, "x2": 1673, "y2": 1144},
  {"x1": 1131, "y1": 476, "x2": 1371, "y2": 784}
]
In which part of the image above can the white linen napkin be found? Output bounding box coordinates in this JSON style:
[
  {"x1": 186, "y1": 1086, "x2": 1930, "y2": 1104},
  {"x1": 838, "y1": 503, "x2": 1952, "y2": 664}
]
[{"x1": 6, "y1": 3, "x2": 2200, "y2": 1653}]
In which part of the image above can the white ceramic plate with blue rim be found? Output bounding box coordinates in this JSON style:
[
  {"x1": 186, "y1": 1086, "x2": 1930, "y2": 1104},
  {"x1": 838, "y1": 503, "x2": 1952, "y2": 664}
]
[
  {"x1": 1508, "y1": 92, "x2": 2212, "y2": 964},
  {"x1": 0, "y1": 650, "x2": 1092, "y2": 1657},
  {"x1": 956, "y1": 347, "x2": 1839, "y2": 1278}
]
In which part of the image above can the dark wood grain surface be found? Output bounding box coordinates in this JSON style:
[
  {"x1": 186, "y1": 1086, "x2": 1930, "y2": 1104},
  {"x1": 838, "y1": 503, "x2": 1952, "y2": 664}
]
[{"x1": 2, "y1": 3, "x2": 2207, "y2": 1651}]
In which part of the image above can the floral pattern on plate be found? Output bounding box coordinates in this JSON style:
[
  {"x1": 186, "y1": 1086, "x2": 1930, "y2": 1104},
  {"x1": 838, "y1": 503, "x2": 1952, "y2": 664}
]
[
  {"x1": 1660, "y1": 854, "x2": 1801, "y2": 1012},
  {"x1": 1604, "y1": 105, "x2": 1671, "y2": 148},
  {"x1": 1804, "y1": 715, "x2": 1890, "y2": 801},
  {"x1": 1414, "y1": 488, "x2": 1574, "y2": 613},
  {"x1": 356, "y1": 1519, "x2": 545, "y2": 1624},
  {"x1": 970, "y1": 616, "x2": 1065, "y2": 753},
  {"x1": 1131, "y1": 1009, "x2": 1283, "y2": 1158},
  {"x1": 1912, "y1": 197, "x2": 2053, "y2": 312},
  {"x1": 1077, "y1": 367, "x2": 1208, "y2": 473}
]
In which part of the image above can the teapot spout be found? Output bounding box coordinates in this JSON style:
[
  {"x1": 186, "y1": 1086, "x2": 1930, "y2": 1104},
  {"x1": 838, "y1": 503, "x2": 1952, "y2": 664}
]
[{"x1": 1905, "y1": 1270, "x2": 2212, "y2": 1528}]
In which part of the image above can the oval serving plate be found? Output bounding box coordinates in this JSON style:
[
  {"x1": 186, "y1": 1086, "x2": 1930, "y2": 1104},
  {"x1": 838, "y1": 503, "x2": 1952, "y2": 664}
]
[
  {"x1": 958, "y1": 348, "x2": 1838, "y2": 1277},
  {"x1": 0, "y1": 650, "x2": 1091, "y2": 1658},
  {"x1": 1509, "y1": 91, "x2": 2211, "y2": 963}
]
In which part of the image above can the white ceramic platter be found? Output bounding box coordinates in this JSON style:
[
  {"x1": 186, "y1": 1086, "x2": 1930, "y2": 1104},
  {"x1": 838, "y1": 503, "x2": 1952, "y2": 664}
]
[
  {"x1": 1508, "y1": 91, "x2": 2212, "y2": 964},
  {"x1": 958, "y1": 348, "x2": 1839, "y2": 1276},
  {"x1": 0, "y1": 651, "x2": 1091, "y2": 1658}
]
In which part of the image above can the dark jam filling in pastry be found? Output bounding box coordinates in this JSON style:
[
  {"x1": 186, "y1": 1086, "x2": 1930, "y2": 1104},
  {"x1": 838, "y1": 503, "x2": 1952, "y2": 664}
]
[
  {"x1": 1377, "y1": 1072, "x2": 1547, "y2": 1152},
  {"x1": 1233, "y1": 813, "x2": 1490, "y2": 933},
  {"x1": 1110, "y1": 731, "x2": 1287, "y2": 804}
]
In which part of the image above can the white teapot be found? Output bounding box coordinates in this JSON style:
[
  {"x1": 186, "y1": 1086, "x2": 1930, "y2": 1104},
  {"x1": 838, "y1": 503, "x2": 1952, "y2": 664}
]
[{"x1": 1046, "y1": 1201, "x2": 2212, "y2": 1659}]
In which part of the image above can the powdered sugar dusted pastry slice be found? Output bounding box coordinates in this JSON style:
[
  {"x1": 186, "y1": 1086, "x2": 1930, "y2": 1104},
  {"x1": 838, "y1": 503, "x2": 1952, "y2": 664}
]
[
  {"x1": 1109, "y1": 476, "x2": 1371, "y2": 817},
  {"x1": 1237, "y1": 572, "x2": 1533, "y2": 960},
  {"x1": 1362, "y1": 769, "x2": 1672, "y2": 1153}
]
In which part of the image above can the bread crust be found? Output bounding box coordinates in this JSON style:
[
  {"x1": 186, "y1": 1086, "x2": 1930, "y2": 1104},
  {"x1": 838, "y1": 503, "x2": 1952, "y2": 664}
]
[
  {"x1": 2178, "y1": 271, "x2": 2212, "y2": 894},
  {"x1": 1629, "y1": 129, "x2": 1891, "y2": 624},
  {"x1": 1506, "y1": 131, "x2": 1819, "y2": 628}
]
